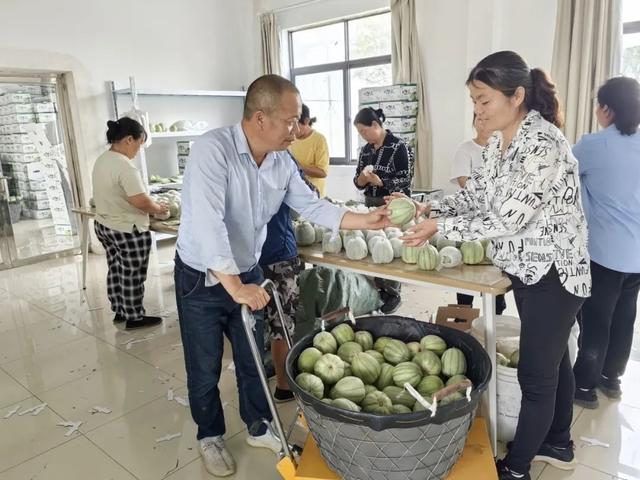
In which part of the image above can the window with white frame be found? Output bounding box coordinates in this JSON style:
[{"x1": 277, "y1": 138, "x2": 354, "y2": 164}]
[
  {"x1": 622, "y1": 0, "x2": 640, "y2": 80},
  {"x1": 289, "y1": 11, "x2": 392, "y2": 164}
]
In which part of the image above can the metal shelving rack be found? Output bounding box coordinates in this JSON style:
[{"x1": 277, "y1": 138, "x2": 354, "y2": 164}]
[{"x1": 109, "y1": 76, "x2": 245, "y2": 246}]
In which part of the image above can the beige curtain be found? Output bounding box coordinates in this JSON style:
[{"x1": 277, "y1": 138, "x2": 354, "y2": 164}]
[
  {"x1": 260, "y1": 13, "x2": 281, "y2": 75},
  {"x1": 551, "y1": 0, "x2": 622, "y2": 143},
  {"x1": 391, "y1": 0, "x2": 432, "y2": 189}
]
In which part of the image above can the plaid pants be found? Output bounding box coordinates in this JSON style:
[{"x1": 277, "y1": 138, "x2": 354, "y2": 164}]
[{"x1": 94, "y1": 221, "x2": 152, "y2": 321}]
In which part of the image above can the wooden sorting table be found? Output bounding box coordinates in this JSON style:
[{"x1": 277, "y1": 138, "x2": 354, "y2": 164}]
[
  {"x1": 298, "y1": 245, "x2": 512, "y2": 453},
  {"x1": 72, "y1": 208, "x2": 179, "y2": 291}
]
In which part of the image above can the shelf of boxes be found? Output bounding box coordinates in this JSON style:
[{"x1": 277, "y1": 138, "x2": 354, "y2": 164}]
[
  {"x1": 358, "y1": 84, "x2": 418, "y2": 150},
  {"x1": 0, "y1": 87, "x2": 60, "y2": 223}
]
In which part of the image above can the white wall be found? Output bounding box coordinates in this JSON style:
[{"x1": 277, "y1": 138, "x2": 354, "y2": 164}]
[
  {"x1": 257, "y1": 0, "x2": 558, "y2": 198},
  {"x1": 0, "y1": 0, "x2": 258, "y2": 202}
]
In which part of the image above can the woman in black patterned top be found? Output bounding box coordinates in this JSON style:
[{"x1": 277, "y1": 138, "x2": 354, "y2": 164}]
[
  {"x1": 353, "y1": 107, "x2": 414, "y2": 207},
  {"x1": 400, "y1": 52, "x2": 590, "y2": 480}
]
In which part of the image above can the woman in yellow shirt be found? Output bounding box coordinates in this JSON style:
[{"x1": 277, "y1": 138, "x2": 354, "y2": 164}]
[{"x1": 289, "y1": 104, "x2": 330, "y2": 196}]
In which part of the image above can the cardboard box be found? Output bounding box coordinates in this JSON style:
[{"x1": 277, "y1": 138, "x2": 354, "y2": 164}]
[
  {"x1": 32, "y1": 102, "x2": 55, "y2": 113},
  {"x1": 26, "y1": 208, "x2": 51, "y2": 219},
  {"x1": 0, "y1": 93, "x2": 31, "y2": 106},
  {"x1": 27, "y1": 190, "x2": 49, "y2": 202},
  {"x1": 0, "y1": 152, "x2": 40, "y2": 163},
  {"x1": 435, "y1": 304, "x2": 480, "y2": 332},
  {"x1": 177, "y1": 141, "x2": 192, "y2": 155},
  {"x1": 0, "y1": 113, "x2": 36, "y2": 125},
  {"x1": 0, "y1": 104, "x2": 33, "y2": 115},
  {"x1": 27, "y1": 198, "x2": 50, "y2": 210},
  {"x1": 0, "y1": 124, "x2": 36, "y2": 134},
  {"x1": 358, "y1": 84, "x2": 418, "y2": 104},
  {"x1": 396, "y1": 132, "x2": 416, "y2": 149},
  {"x1": 8, "y1": 143, "x2": 37, "y2": 154},
  {"x1": 384, "y1": 116, "x2": 417, "y2": 133},
  {"x1": 35, "y1": 112, "x2": 57, "y2": 123}
]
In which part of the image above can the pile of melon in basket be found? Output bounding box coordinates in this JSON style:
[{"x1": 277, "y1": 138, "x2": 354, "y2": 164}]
[{"x1": 294, "y1": 323, "x2": 472, "y2": 415}]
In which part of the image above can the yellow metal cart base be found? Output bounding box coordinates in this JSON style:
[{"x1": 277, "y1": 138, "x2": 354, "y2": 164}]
[{"x1": 276, "y1": 417, "x2": 497, "y2": 480}]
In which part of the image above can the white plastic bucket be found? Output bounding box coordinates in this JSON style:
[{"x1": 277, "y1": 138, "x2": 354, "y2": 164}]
[{"x1": 472, "y1": 315, "x2": 580, "y2": 442}]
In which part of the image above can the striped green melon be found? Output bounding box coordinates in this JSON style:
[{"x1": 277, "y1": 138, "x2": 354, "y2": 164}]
[
  {"x1": 365, "y1": 230, "x2": 386, "y2": 242},
  {"x1": 332, "y1": 398, "x2": 361, "y2": 412},
  {"x1": 373, "y1": 336, "x2": 393, "y2": 354},
  {"x1": 439, "y1": 246, "x2": 463, "y2": 268},
  {"x1": 383, "y1": 339, "x2": 411, "y2": 365},
  {"x1": 417, "y1": 375, "x2": 445, "y2": 397},
  {"x1": 417, "y1": 244, "x2": 440, "y2": 271},
  {"x1": 460, "y1": 240, "x2": 485, "y2": 265},
  {"x1": 497, "y1": 352, "x2": 510, "y2": 367},
  {"x1": 510, "y1": 350, "x2": 520, "y2": 368},
  {"x1": 382, "y1": 385, "x2": 416, "y2": 408},
  {"x1": 441, "y1": 347, "x2": 467, "y2": 376},
  {"x1": 365, "y1": 350, "x2": 385, "y2": 365},
  {"x1": 321, "y1": 398, "x2": 333, "y2": 404},
  {"x1": 361, "y1": 391, "x2": 393, "y2": 415},
  {"x1": 375, "y1": 363, "x2": 395, "y2": 390},
  {"x1": 295, "y1": 373, "x2": 324, "y2": 399},
  {"x1": 420, "y1": 335, "x2": 447, "y2": 356},
  {"x1": 343, "y1": 362, "x2": 352, "y2": 377},
  {"x1": 392, "y1": 404, "x2": 412, "y2": 414},
  {"x1": 351, "y1": 352, "x2": 381, "y2": 385},
  {"x1": 392, "y1": 362, "x2": 422, "y2": 388},
  {"x1": 436, "y1": 236, "x2": 458, "y2": 251},
  {"x1": 314, "y1": 225, "x2": 325, "y2": 244},
  {"x1": 364, "y1": 384, "x2": 379, "y2": 395},
  {"x1": 313, "y1": 331, "x2": 337, "y2": 354},
  {"x1": 401, "y1": 245, "x2": 420, "y2": 264},
  {"x1": 446, "y1": 374, "x2": 470, "y2": 388},
  {"x1": 407, "y1": 342, "x2": 421, "y2": 357},
  {"x1": 330, "y1": 376, "x2": 366, "y2": 404},
  {"x1": 337, "y1": 341, "x2": 363, "y2": 363},
  {"x1": 313, "y1": 353, "x2": 345, "y2": 385},
  {"x1": 354, "y1": 331, "x2": 374, "y2": 351},
  {"x1": 412, "y1": 350, "x2": 442, "y2": 376},
  {"x1": 441, "y1": 391, "x2": 465, "y2": 405},
  {"x1": 331, "y1": 323, "x2": 355, "y2": 345},
  {"x1": 413, "y1": 398, "x2": 430, "y2": 412},
  {"x1": 388, "y1": 198, "x2": 416, "y2": 226},
  {"x1": 297, "y1": 347, "x2": 322, "y2": 373}
]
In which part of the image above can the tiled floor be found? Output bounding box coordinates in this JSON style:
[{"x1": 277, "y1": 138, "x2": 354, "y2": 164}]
[{"x1": 0, "y1": 242, "x2": 638, "y2": 479}]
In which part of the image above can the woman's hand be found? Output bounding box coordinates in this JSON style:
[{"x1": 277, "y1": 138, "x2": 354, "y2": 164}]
[
  {"x1": 384, "y1": 193, "x2": 431, "y2": 219},
  {"x1": 401, "y1": 218, "x2": 438, "y2": 247},
  {"x1": 154, "y1": 201, "x2": 169, "y2": 216},
  {"x1": 340, "y1": 207, "x2": 391, "y2": 230},
  {"x1": 357, "y1": 169, "x2": 383, "y2": 188},
  {"x1": 368, "y1": 172, "x2": 383, "y2": 187}
]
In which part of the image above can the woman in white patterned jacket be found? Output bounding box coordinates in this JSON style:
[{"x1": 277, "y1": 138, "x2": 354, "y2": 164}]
[{"x1": 398, "y1": 51, "x2": 591, "y2": 480}]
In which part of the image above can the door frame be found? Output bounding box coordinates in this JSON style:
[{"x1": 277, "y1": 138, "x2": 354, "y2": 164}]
[{"x1": 0, "y1": 70, "x2": 84, "y2": 268}]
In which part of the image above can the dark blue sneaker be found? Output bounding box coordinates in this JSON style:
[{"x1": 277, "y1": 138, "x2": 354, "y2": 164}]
[
  {"x1": 496, "y1": 459, "x2": 530, "y2": 480},
  {"x1": 506, "y1": 441, "x2": 577, "y2": 470},
  {"x1": 534, "y1": 442, "x2": 578, "y2": 470},
  {"x1": 598, "y1": 376, "x2": 622, "y2": 399},
  {"x1": 574, "y1": 387, "x2": 599, "y2": 409}
]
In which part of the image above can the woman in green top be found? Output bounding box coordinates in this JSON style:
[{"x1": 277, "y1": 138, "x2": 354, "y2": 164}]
[{"x1": 92, "y1": 117, "x2": 168, "y2": 329}]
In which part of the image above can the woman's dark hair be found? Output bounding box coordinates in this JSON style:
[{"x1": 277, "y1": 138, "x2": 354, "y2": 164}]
[
  {"x1": 353, "y1": 107, "x2": 385, "y2": 127},
  {"x1": 106, "y1": 117, "x2": 146, "y2": 144},
  {"x1": 597, "y1": 76, "x2": 640, "y2": 135},
  {"x1": 466, "y1": 50, "x2": 564, "y2": 128},
  {"x1": 299, "y1": 104, "x2": 317, "y2": 127}
]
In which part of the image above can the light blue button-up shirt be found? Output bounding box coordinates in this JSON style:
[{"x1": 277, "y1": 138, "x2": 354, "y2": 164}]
[
  {"x1": 177, "y1": 123, "x2": 346, "y2": 285},
  {"x1": 574, "y1": 125, "x2": 640, "y2": 273}
]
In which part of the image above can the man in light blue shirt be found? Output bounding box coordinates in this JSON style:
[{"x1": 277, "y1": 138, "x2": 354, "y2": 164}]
[
  {"x1": 174, "y1": 74, "x2": 389, "y2": 477},
  {"x1": 572, "y1": 76, "x2": 640, "y2": 410}
]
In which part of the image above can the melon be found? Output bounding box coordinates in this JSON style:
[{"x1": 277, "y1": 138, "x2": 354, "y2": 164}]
[
  {"x1": 460, "y1": 240, "x2": 485, "y2": 265},
  {"x1": 383, "y1": 339, "x2": 411, "y2": 365},
  {"x1": 392, "y1": 362, "x2": 422, "y2": 388},
  {"x1": 295, "y1": 222, "x2": 316, "y2": 246},
  {"x1": 322, "y1": 232, "x2": 342, "y2": 254},
  {"x1": 388, "y1": 198, "x2": 416, "y2": 226},
  {"x1": 361, "y1": 391, "x2": 393, "y2": 415},
  {"x1": 313, "y1": 331, "x2": 337, "y2": 354},
  {"x1": 417, "y1": 244, "x2": 439, "y2": 271},
  {"x1": 331, "y1": 323, "x2": 355, "y2": 345},
  {"x1": 438, "y1": 246, "x2": 463, "y2": 268},
  {"x1": 390, "y1": 237, "x2": 404, "y2": 258},
  {"x1": 371, "y1": 238, "x2": 394, "y2": 264},
  {"x1": 331, "y1": 398, "x2": 361, "y2": 412},
  {"x1": 295, "y1": 373, "x2": 324, "y2": 399},
  {"x1": 330, "y1": 376, "x2": 366, "y2": 404},
  {"x1": 391, "y1": 404, "x2": 412, "y2": 414},
  {"x1": 401, "y1": 245, "x2": 420, "y2": 264},
  {"x1": 412, "y1": 350, "x2": 442, "y2": 376},
  {"x1": 417, "y1": 375, "x2": 445, "y2": 397},
  {"x1": 345, "y1": 237, "x2": 368, "y2": 260},
  {"x1": 441, "y1": 348, "x2": 467, "y2": 376},
  {"x1": 337, "y1": 341, "x2": 363, "y2": 363},
  {"x1": 313, "y1": 353, "x2": 345, "y2": 385},
  {"x1": 420, "y1": 335, "x2": 447, "y2": 356},
  {"x1": 365, "y1": 350, "x2": 385, "y2": 365},
  {"x1": 354, "y1": 331, "x2": 374, "y2": 351},
  {"x1": 375, "y1": 363, "x2": 395, "y2": 390},
  {"x1": 351, "y1": 352, "x2": 382, "y2": 385},
  {"x1": 383, "y1": 385, "x2": 416, "y2": 408},
  {"x1": 297, "y1": 347, "x2": 322, "y2": 373}
]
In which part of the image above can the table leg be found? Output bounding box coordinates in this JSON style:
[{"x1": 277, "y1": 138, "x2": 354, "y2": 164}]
[
  {"x1": 483, "y1": 292, "x2": 498, "y2": 454},
  {"x1": 81, "y1": 215, "x2": 89, "y2": 290}
]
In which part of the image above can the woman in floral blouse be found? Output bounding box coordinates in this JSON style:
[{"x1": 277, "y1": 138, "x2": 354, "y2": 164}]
[{"x1": 401, "y1": 51, "x2": 591, "y2": 480}]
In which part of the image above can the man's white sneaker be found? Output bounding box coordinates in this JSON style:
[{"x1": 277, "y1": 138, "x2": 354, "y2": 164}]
[
  {"x1": 246, "y1": 424, "x2": 282, "y2": 454},
  {"x1": 199, "y1": 436, "x2": 236, "y2": 477}
]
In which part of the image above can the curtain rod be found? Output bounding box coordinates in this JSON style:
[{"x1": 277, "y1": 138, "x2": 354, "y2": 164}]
[{"x1": 258, "y1": 0, "x2": 326, "y2": 16}]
